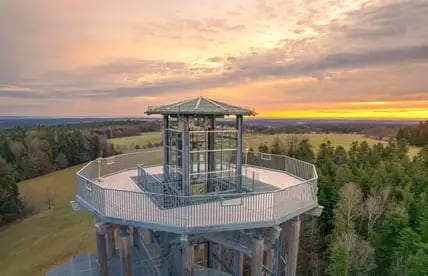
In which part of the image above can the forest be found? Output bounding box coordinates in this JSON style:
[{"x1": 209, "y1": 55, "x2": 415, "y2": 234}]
[
  {"x1": 256, "y1": 135, "x2": 428, "y2": 275},
  {"x1": 0, "y1": 120, "x2": 160, "y2": 224},
  {"x1": 397, "y1": 121, "x2": 428, "y2": 146}
]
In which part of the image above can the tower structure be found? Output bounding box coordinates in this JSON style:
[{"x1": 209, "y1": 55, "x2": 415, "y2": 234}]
[{"x1": 48, "y1": 97, "x2": 321, "y2": 276}]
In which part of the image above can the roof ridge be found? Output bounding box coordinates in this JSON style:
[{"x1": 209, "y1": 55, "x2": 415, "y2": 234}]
[
  {"x1": 194, "y1": 97, "x2": 202, "y2": 110},
  {"x1": 204, "y1": 97, "x2": 227, "y2": 111},
  {"x1": 169, "y1": 98, "x2": 195, "y2": 110}
]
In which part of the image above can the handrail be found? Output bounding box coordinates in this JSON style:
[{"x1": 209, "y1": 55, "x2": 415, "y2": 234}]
[{"x1": 76, "y1": 150, "x2": 318, "y2": 229}]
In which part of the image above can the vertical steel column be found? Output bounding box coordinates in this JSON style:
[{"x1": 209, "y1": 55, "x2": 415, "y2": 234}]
[
  {"x1": 132, "y1": 227, "x2": 139, "y2": 248},
  {"x1": 95, "y1": 218, "x2": 108, "y2": 276},
  {"x1": 182, "y1": 117, "x2": 190, "y2": 195},
  {"x1": 163, "y1": 115, "x2": 169, "y2": 178},
  {"x1": 106, "y1": 224, "x2": 116, "y2": 259},
  {"x1": 217, "y1": 244, "x2": 222, "y2": 271},
  {"x1": 207, "y1": 116, "x2": 216, "y2": 192},
  {"x1": 233, "y1": 250, "x2": 243, "y2": 276},
  {"x1": 119, "y1": 226, "x2": 132, "y2": 276},
  {"x1": 273, "y1": 237, "x2": 280, "y2": 276},
  {"x1": 208, "y1": 241, "x2": 215, "y2": 268},
  {"x1": 251, "y1": 233, "x2": 264, "y2": 276},
  {"x1": 282, "y1": 216, "x2": 301, "y2": 276},
  {"x1": 181, "y1": 234, "x2": 193, "y2": 275},
  {"x1": 234, "y1": 231, "x2": 243, "y2": 276},
  {"x1": 236, "y1": 115, "x2": 243, "y2": 192}
]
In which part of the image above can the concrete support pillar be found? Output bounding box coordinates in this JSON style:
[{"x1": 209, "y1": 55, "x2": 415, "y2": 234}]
[
  {"x1": 282, "y1": 216, "x2": 301, "y2": 276},
  {"x1": 181, "y1": 234, "x2": 193, "y2": 276},
  {"x1": 236, "y1": 115, "x2": 243, "y2": 192},
  {"x1": 163, "y1": 115, "x2": 169, "y2": 178},
  {"x1": 251, "y1": 233, "x2": 264, "y2": 276},
  {"x1": 119, "y1": 226, "x2": 132, "y2": 276},
  {"x1": 106, "y1": 225, "x2": 116, "y2": 259},
  {"x1": 95, "y1": 219, "x2": 108, "y2": 276},
  {"x1": 234, "y1": 250, "x2": 243, "y2": 276}
]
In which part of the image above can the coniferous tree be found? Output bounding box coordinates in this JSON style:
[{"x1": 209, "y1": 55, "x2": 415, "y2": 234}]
[{"x1": 0, "y1": 158, "x2": 22, "y2": 224}]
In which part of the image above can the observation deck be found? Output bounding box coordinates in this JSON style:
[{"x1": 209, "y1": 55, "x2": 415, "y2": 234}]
[{"x1": 76, "y1": 150, "x2": 318, "y2": 234}]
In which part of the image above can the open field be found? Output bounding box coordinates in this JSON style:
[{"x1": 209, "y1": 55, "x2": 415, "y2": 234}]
[
  {"x1": 244, "y1": 133, "x2": 421, "y2": 157},
  {"x1": 109, "y1": 131, "x2": 162, "y2": 152},
  {"x1": 0, "y1": 165, "x2": 95, "y2": 276},
  {"x1": 109, "y1": 131, "x2": 421, "y2": 157}
]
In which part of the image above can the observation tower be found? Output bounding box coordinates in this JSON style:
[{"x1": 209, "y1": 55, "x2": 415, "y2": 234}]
[{"x1": 48, "y1": 97, "x2": 321, "y2": 276}]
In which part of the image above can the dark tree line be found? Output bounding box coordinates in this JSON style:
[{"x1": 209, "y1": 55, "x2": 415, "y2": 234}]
[
  {"x1": 397, "y1": 121, "x2": 428, "y2": 146},
  {"x1": 258, "y1": 137, "x2": 428, "y2": 275}
]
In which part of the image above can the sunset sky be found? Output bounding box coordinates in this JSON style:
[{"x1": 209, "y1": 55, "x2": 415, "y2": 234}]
[{"x1": 1, "y1": 0, "x2": 428, "y2": 119}]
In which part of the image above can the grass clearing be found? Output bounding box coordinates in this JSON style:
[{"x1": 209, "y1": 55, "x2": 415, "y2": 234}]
[
  {"x1": 244, "y1": 133, "x2": 383, "y2": 153},
  {"x1": 0, "y1": 165, "x2": 95, "y2": 276},
  {"x1": 109, "y1": 132, "x2": 421, "y2": 157},
  {"x1": 109, "y1": 132, "x2": 162, "y2": 152},
  {"x1": 244, "y1": 133, "x2": 421, "y2": 157}
]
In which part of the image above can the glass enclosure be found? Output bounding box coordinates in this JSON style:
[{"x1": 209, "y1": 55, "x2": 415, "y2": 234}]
[{"x1": 164, "y1": 116, "x2": 239, "y2": 195}]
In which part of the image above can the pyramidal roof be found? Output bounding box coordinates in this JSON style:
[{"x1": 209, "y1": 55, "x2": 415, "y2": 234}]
[{"x1": 145, "y1": 97, "x2": 256, "y2": 116}]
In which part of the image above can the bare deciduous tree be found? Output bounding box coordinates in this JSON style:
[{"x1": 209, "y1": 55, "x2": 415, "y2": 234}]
[
  {"x1": 365, "y1": 187, "x2": 390, "y2": 237},
  {"x1": 335, "y1": 183, "x2": 363, "y2": 233},
  {"x1": 44, "y1": 187, "x2": 56, "y2": 210}
]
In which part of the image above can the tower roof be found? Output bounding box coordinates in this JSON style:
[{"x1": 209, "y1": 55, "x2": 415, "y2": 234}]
[{"x1": 145, "y1": 97, "x2": 256, "y2": 116}]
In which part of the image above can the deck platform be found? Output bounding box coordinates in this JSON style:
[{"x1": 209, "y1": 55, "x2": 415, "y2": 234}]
[
  {"x1": 75, "y1": 151, "x2": 318, "y2": 233},
  {"x1": 96, "y1": 165, "x2": 302, "y2": 193}
]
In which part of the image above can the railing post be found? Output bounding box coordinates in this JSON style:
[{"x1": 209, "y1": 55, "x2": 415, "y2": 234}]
[
  {"x1": 163, "y1": 115, "x2": 169, "y2": 178},
  {"x1": 236, "y1": 115, "x2": 243, "y2": 192}
]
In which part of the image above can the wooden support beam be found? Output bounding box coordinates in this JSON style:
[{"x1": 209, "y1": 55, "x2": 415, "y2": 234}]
[
  {"x1": 251, "y1": 234, "x2": 264, "y2": 276},
  {"x1": 265, "y1": 249, "x2": 274, "y2": 274},
  {"x1": 106, "y1": 225, "x2": 116, "y2": 259},
  {"x1": 282, "y1": 216, "x2": 301, "y2": 276},
  {"x1": 95, "y1": 220, "x2": 108, "y2": 276},
  {"x1": 142, "y1": 228, "x2": 152, "y2": 244},
  {"x1": 119, "y1": 226, "x2": 132, "y2": 276}
]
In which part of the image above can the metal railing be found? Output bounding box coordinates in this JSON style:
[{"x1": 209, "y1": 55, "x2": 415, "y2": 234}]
[{"x1": 76, "y1": 150, "x2": 318, "y2": 230}]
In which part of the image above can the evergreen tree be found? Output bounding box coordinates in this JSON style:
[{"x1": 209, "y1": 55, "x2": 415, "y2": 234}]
[
  {"x1": 0, "y1": 158, "x2": 22, "y2": 224},
  {"x1": 294, "y1": 138, "x2": 315, "y2": 163},
  {"x1": 270, "y1": 136, "x2": 285, "y2": 155}
]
